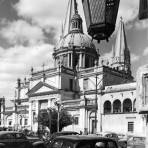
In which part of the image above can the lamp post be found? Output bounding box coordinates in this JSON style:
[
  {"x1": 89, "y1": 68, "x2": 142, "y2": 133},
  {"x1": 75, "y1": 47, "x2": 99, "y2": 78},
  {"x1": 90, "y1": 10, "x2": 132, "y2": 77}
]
[
  {"x1": 54, "y1": 102, "x2": 62, "y2": 132},
  {"x1": 47, "y1": 108, "x2": 52, "y2": 135},
  {"x1": 82, "y1": 0, "x2": 120, "y2": 42}
]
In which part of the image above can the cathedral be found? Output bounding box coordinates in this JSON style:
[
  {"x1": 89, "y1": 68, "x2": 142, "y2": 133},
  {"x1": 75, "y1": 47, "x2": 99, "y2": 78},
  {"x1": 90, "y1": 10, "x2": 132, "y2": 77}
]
[{"x1": 1, "y1": 0, "x2": 148, "y2": 136}]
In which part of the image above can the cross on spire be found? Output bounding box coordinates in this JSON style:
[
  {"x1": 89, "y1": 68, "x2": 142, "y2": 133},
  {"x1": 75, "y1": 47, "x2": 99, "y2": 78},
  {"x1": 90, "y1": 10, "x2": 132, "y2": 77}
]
[
  {"x1": 42, "y1": 63, "x2": 45, "y2": 71},
  {"x1": 120, "y1": 16, "x2": 123, "y2": 21}
]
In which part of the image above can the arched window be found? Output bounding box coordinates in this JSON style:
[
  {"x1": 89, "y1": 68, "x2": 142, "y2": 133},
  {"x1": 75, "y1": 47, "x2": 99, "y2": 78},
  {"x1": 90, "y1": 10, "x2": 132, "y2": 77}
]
[
  {"x1": 113, "y1": 100, "x2": 121, "y2": 113},
  {"x1": 133, "y1": 99, "x2": 136, "y2": 112},
  {"x1": 104, "y1": 101, "x2": 111, "y2": 114},
  {"x1": 123, "y1": 99, "x2": 132, "y2": 113}
]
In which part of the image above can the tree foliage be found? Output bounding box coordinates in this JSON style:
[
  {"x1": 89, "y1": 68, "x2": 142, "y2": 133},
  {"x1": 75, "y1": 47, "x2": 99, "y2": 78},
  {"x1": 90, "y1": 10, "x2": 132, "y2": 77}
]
[{"x1": 38, "y1": 108, "x2": 73, "y2": 133}]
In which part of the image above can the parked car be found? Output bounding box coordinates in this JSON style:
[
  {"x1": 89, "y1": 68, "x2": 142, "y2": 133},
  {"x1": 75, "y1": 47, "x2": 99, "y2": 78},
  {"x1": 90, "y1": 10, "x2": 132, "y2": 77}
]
[
  {"x1": 127, "y1": 136, "x2": 145, "y2": 148},
  {"x1": 48, "y1": 135, "x2": 118, "y2": 148},
  {"x1": 48, "y1": 131, "x2": 79, "y2": 144},
  {"x1": 0, "y1": 131, "x2": 45, "y2": 148},
  {"x1": 97, "y1": 132, "x2": 127, "y2": 148}
]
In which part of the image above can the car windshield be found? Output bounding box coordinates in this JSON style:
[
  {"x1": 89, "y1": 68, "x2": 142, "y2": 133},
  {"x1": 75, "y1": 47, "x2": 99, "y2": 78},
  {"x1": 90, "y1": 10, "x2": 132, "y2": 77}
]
[{"x1": 52, "y1": 140, "x2": 74, "y2": 148}]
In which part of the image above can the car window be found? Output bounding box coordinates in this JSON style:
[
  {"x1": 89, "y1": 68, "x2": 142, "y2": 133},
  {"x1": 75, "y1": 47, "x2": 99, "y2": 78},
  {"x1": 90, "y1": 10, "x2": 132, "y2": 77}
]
[
  {"x1": 133, "y1": 137, "x2": 145, "y2": 144},
  {"x1": 95, "y1": 142, "x2": 106, "y2": 148},
  {"x1": 15, "y1": 133, "x2": 26, "y2": 139},
  {"x1": 0, "y1": 133, "x2": 15, "y2": 139},
  {"x1": 77, "y1": 142, "x2": 92, "y2": 148},
  {"x1": 62, "y1": 141, "x2": 73, "y2": 148},
  {"x1": 52, "y1": 140, "x2": 63, "y2": 148},
  {"x1": 107, "y1": 142, "x2": 117, "y2": 148}
]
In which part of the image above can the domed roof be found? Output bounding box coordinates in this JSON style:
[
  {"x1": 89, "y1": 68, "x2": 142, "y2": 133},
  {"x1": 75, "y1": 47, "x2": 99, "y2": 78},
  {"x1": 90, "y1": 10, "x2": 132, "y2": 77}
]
[
  {"x1": 71, "y1": 13, "x2": 81, "y2": 20},
  {"x1": 56, "y1": 32, "x2": 96, "y2": 50}
]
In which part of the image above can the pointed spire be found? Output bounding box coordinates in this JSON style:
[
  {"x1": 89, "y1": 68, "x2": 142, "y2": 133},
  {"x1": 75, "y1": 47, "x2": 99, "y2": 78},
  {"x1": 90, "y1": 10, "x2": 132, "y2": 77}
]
[
  {"x1": 74, "y1": 0, "x2": 78, "y2": 14},
  {"x1": 63, "y1": 0, "x2": 75, "y2": 36},
  {"x1": 112, "y1": 17, "x2": 131, "y2": 73},
  {"x1": 63, "y1": 0, "x2": 83, "y2": 36},
  {"x1": 60, "y1": 22, "x2": 64, "y2": 39},
  {"x1": 114, "y1": 17, "x2": 128, "y2": 59},
  {"x1": 112, "y1": 45, "x2": 115, "y2": 58}
]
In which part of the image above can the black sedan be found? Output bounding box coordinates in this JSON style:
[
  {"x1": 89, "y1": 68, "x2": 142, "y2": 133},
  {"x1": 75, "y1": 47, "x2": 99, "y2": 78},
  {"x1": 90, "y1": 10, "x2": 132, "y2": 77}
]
[
  {"x1": 0, "y1": 131, "x2": 45, "y2": 148},
  {"x1": 48, "y1": 135, "x2": 118, "y2": 148}
]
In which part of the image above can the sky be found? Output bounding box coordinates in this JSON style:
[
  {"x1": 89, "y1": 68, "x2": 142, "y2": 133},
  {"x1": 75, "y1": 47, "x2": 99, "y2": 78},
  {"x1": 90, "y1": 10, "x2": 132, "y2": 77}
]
[{"x1": 0, "y1": 0, "x2": 148, "y2": 103}]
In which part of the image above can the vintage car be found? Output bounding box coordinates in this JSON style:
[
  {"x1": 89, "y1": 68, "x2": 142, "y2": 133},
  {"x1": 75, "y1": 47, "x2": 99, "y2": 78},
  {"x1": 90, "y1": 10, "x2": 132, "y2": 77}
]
[
  {"x1": 127, "y1": 136, "x2": 145, "y2": 148},
  {"x1": 0, "y1": 131, "x2": 45, "y2": 148},
  {"x1": 48, "y1": 131, "x2": 79, "y2": 144},
  {"x1": 97, "y1": 132, "x2": 127, "y2": 148},
  {"x1": 48, "y1": 135, "x2": 118, "y2": 148}
]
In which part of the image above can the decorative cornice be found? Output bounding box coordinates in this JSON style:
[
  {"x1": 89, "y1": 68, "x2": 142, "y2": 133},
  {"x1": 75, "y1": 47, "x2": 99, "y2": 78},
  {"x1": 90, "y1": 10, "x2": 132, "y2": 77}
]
[{"x1": 28, "y1": 90, "x2": 59, "y2": 97}]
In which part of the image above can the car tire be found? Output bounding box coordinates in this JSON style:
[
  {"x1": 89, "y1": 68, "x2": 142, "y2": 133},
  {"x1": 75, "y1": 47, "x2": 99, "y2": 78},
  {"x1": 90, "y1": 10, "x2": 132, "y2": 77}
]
[{"x1": 122, "y1": 142, "x2": 127, "y2": 148}]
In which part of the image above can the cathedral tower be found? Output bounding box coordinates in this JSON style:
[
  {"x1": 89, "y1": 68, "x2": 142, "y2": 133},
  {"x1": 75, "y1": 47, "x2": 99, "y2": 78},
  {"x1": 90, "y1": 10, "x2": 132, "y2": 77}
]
[
  {"x1": 112, "y1": 17, "x2": 131, "y2": 74},
  {"x1": 53, "y1": 0, "x2": 99, "y2": 70}
]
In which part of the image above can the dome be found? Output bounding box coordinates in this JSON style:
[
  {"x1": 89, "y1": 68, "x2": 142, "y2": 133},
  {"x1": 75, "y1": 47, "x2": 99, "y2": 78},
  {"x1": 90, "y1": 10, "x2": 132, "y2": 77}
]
[
  {"x1": 56, "y1": 32, "x2": 96, "y2": 50},
  {"x1": 71, "y1": 13, "x2": 81, "y2": 20}
]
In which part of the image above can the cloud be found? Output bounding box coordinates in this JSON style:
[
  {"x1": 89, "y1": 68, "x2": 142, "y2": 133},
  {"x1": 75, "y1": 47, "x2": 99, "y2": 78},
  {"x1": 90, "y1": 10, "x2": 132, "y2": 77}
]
[
  {"x1": 117, "y1": 0, "x2": 139, "y2": 23},
  {"x1": 131, "y1": 53, "x2": 140, "y2": 62},
  {"x1": 134, "y1": 19, "x2": 148, "y2": 30},
  {"x1": 102, "y1": 51, "x2": 112, "y2": 59},
  {"x1": 0, "y1": 44, "x2": 54, "y2": 99},
  {"x1": 14, "y1": 0, "x2": 67, "y2": 29},
  {"x1": 0, "y1": 19, "x2": 46, "y2": 46},
  {"x1": 143, "y1": 46, "x2": 148, "y2": 56}
]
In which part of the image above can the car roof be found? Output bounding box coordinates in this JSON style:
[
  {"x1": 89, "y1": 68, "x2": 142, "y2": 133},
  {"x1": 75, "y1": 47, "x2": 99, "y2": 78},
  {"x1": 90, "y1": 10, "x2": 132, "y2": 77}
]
[
  {"x1": 56, "y1": 131, "x2": 79, "y2": 134},
  {"x1": 55, "y1": 135, "x2": 116, "y2": 142},
  {"x1": 0, "y1": 131, "x2": 22, "y2": 135}
]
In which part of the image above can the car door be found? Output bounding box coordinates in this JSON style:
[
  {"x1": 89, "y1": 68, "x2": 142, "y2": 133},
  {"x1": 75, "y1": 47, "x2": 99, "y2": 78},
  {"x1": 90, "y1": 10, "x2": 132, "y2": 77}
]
[
  {"x1": 14, "y1": 133, "x2": 32, "y2": 148},
  {"x1": 51, "y1": 139, "x2": 63, "y2": 148},
  {"x1": 0, "y1": 133, "x2": 16, "y2": 148}
]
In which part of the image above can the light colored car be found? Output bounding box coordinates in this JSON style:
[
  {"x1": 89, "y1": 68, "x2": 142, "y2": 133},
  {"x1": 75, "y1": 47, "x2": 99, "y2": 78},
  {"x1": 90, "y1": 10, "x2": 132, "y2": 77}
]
[{"x1": 127, "y1": 136, "x2": 145, "y2": 148}]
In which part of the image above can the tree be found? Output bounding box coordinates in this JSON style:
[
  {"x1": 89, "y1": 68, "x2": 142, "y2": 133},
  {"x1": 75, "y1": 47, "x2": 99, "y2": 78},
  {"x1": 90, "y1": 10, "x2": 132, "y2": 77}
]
[{"x1": 38, "y1": 108, "x2": 73, "y2": 133}]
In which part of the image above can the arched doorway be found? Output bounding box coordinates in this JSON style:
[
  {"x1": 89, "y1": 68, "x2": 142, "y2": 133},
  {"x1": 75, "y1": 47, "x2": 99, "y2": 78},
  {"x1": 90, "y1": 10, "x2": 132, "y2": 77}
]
[
  {"x1": 123, "y1": 99, "x2": 132, "y2": 112},
  {"x1": 89, "y1": 111, "x2": 96, "y2": 134},
  {"x1": 113, "y1": 100, "x2": 121, "y2": 113},
  {"x1": 104, "y1": 101, "x2": 111, "y2": 114}
]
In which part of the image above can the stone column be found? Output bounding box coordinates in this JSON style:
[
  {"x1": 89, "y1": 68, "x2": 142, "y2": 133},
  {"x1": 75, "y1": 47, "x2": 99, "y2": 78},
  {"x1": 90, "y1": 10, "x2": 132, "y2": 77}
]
[
  {"x1": 97, "y1": 95, "x2": 102, "y2": 133},
  {"x1": 79, "y1": 53, "x2": 82, "y2": 68},
  {"x1": 121, "y1": 102, "x2": 123, "y2": 113},
  {"x1": 48, "y1": 99, "x2": 51, "y2": 108},
  {"x1": 28, "y1": 101, "x2": 32, "y2": 131},
  {"x1": 71, "y1": 53, "x2": 73, "y2": 68},
  {"x1": 68, "y1": 53, "x2": 70, "y2": 67},
  {"x1": 83, "y1": 54, "x2": 85, "y2": 68},
  {"x1": 33, "y1": 100, "x2": 39, "y2": 132},
  {"x1": 111, "y1": 102, "x2": 113, "y2": 113}
]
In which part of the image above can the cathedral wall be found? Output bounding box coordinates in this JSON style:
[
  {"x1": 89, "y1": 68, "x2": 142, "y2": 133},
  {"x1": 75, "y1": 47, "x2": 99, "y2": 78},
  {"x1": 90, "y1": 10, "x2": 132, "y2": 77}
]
[
  {"x1": 103, "y1": 70, "x2": 133, "y2": 87},
  {"x1": 61, "y1": 73, "x2": 75, "y2": 91},
  {"x1": 46, "y1": 75, "x2": 61, "y2": 89}
]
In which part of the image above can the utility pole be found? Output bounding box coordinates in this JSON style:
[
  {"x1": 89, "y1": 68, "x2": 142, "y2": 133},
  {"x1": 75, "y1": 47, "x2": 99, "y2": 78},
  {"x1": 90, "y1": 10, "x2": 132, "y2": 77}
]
[{"x1": 94, "y1": 74, "x2": 98, "y2": 134}]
